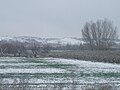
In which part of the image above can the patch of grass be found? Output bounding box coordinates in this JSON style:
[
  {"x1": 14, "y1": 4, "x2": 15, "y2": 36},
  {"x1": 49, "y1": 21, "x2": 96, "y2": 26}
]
[
  {"x1": 0, "y1": 60, "x2": 46, "y2": 63},
  {"x1": 0, "y1": 73, "x2": 72, "y2": 78},
  {"x1": 93, "y1": 72, "x2": 120, "y2": 78},
  {"x1": 46, "y1": 63, "x2": 76, "y2": 69},
  {"x1": 77, "y1": 72, "x2": 120, "y2": 78}
]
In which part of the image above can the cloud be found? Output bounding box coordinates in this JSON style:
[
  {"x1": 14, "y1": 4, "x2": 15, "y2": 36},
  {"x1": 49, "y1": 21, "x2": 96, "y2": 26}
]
[{"x1": 0, "y1": 0, "x2": 120, "y2": 37}]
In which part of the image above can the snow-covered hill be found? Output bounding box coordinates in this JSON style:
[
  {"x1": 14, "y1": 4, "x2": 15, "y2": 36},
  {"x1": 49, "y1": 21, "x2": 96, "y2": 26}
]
[{"x1": 0, "y1": 36, "x2": 84, "y2": 45}]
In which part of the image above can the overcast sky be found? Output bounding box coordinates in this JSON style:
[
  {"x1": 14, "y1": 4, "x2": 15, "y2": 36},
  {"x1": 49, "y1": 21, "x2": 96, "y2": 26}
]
[{"x1": 0, "y1": 0, "x2": 120, "y2": 38}]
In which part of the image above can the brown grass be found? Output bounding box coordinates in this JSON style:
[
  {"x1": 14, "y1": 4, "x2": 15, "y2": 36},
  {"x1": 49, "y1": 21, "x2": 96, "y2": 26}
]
[{"x1": 48, "y1": 50, "x2": 120, "y2": 63}]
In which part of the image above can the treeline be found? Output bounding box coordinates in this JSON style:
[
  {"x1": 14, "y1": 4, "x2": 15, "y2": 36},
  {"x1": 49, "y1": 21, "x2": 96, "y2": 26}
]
[
  {"x1": 0, "y1": 40, "x2": 50, "y2": 58},
  {"x1": 0, "y1": 40, "x2": 85, "y2": 57},
  {"x1": 0, "y1": 39, "x2": 120, "y2": 58},
  {"x1": 51, "y1": 44, "x2": 82, "y2": 50}
]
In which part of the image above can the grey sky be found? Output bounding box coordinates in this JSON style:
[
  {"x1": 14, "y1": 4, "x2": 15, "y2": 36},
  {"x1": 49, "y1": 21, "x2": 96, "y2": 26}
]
[{"x1": 0, "y1": 0, "x2": 120, "y2": 38}]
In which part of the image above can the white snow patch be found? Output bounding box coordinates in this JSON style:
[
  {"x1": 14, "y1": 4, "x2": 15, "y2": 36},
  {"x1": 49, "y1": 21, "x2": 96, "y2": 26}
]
[
  {"x1": 0, "y1": 68, "x2": 66, "y2": 73},
  {"x1": 0, "y1": 36, "x2": 84, "y2": 45},
  {"x1": 46, "y1": 58, "x2": 120, "y2": 73},
  {"x1": 0, "y1": 63, "x2": 46, "y2": 66}
]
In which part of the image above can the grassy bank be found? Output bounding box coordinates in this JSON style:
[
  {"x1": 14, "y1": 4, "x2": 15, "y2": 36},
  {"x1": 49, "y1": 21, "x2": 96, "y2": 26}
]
[{"x1": 48, "y1": 50, "x2": 120, "y2": 63}]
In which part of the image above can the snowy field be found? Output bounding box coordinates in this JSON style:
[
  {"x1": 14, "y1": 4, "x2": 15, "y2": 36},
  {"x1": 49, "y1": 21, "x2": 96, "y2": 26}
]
[{"x1": 0, "y1": 57, "x2": 120, "y2": 89}]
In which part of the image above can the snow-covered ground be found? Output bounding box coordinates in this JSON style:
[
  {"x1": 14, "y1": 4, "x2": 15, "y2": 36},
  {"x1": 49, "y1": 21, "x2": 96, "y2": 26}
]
[
  {"x1": 0, "y1": 68, "x2": 66, "y2": 73},
  {"x1": 47, "y1": 58, "x2": 120, "y2": 73},
  {"x1": 0, "y1": 57, "x2": 120, "y2": 89},
  {"x1": 0, "y1": 36, "x2": 84, "y2": 45}
]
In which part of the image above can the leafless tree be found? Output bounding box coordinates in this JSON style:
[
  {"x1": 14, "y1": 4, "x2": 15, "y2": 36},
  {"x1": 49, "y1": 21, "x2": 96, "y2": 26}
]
[
  {"x1": 82, "y1": 19, "x2": 118, "y2": 50},
  {"x1": 0, "y1": 44, "x2": 7, "y2": 56},
  {"x1": 1, "y1": 43, "x2": 18, "y2": 56},
  {"x1": 42, "y1": 44, "x2": 51, "y2": 53},
  {"x1": 13, "y1": 41, "x2": 26, "y2": 57},
  {"x1": 30, "y1": 43, "x2": 41, "y2": 58}
]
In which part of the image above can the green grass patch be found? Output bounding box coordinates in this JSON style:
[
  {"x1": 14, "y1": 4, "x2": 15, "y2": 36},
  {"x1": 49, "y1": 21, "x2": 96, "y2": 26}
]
[
  {"x1": 0, "y1": 73, "x2": 72, "y2": 78},
  {"x1": 77, "y1": 72, "x2": 120, "y2": 78}
]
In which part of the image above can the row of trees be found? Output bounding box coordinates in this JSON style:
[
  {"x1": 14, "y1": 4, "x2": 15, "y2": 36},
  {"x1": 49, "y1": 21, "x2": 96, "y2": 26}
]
[
  {"x1": 82, "y1": 19, "x2": 118, "y2": 50},
  {"x1": 0, "y1": 41, "x2": 50, "y2": 58},
  {"x1": 0, "y1": 41, "x2": 84, "y2": 57}
]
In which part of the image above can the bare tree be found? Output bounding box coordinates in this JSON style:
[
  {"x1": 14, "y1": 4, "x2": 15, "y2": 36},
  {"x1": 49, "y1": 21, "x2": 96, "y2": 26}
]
[
  {"x1": 30, "y1": 43, "x2": 41, "y2": 58},
  {"x1": 13, "y1": 41, "x2": 26, "y2": 57},
  {"x1": 82, "y1": 19, "x2": 118, "y2": 50},
  {"x1": 0, "y1": 44, "x2": 7, "y2": 56},
  {"x1": 42, "y1": 44, "x2": 51, "y2": 53}
]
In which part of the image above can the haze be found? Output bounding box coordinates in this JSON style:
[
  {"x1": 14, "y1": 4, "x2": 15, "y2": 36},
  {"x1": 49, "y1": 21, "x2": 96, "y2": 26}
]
[{"x1": 0, "y1": 0, "x2": 120, "y2": 38}]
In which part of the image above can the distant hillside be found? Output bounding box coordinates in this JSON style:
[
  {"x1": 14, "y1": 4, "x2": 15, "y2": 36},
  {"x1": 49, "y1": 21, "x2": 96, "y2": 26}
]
[{"x1": 0, "y1": 36, "x2": 85, "y2": 45}]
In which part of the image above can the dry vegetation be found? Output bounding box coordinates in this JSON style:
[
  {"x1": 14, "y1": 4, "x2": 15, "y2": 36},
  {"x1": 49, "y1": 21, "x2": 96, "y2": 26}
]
[{"x1": 49, "y1": 50, "x2": 120, "y2": 63}]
